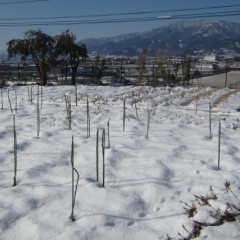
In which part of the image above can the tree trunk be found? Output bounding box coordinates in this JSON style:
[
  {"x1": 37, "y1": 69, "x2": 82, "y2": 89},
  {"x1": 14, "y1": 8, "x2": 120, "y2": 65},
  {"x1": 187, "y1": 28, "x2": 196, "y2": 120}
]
[
  {"x1": 71, "y1": 68, "x2": 77, "y2": 85},
  {"x1": 38, "y1": 62, "x2": 48, "y2": 86},
  {"x1": 42, "y1": 72, "x2": 47, "y2": 86}
]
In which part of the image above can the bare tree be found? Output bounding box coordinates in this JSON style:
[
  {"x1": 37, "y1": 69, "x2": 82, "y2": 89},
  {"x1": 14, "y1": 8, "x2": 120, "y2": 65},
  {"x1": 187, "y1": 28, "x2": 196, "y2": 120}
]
[{"x1": 138, "y1": 47, "x2": 148, "y2": 82}]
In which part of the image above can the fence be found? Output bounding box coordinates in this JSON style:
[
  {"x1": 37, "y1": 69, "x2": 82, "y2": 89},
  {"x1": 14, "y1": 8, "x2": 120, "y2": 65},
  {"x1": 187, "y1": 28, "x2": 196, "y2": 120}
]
[{"x1": 1, "y1": 61, "x2": 240, "y2": 88}]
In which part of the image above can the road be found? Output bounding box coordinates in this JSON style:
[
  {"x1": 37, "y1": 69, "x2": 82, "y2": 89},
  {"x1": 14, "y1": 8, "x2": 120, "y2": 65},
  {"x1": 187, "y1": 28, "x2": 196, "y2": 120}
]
[{"x1": 193, "y1": 70, "x2": 240, "y2": 88}]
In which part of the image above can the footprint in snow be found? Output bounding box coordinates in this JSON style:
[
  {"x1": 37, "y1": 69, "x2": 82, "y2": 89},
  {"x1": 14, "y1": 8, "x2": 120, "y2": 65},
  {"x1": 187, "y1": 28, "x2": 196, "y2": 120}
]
[
  {"x1": 127, "y1": 221, "x2": 135, "y2": 227},
  {"x1": 105, "y1": 221, "x2": 116, "y2": 227}
]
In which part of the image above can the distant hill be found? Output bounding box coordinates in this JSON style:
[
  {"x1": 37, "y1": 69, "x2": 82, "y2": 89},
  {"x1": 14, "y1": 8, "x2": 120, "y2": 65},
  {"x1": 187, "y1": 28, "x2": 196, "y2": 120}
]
[{"x1": 81, "y1": 19, "x2": 240, "y2": 56}]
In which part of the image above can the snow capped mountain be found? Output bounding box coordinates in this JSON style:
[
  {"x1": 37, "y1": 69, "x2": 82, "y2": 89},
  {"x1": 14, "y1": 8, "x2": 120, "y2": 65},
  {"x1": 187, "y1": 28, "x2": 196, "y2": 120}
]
[{"x1": 81, "y1": 19, "x2": 240, "y2": 56}]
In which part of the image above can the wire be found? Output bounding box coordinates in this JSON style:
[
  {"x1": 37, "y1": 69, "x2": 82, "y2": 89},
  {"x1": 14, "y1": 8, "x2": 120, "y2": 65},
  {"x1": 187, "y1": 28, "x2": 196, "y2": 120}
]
[
  {"x1": 0, "y1": 5, "x2": 240, "y2": 27},
  {"x1": 0, "y1": 3, "x2": 239, "y2": 20},
  {"x1": 173, "y1": 9, "x2": 240, "y2": 19},
  {"x1": 0, "y1": 9, "x2": 240, "y2": 27},
  {"x1": 0, "y1": 0, "x2": 49, "y2": 4}
]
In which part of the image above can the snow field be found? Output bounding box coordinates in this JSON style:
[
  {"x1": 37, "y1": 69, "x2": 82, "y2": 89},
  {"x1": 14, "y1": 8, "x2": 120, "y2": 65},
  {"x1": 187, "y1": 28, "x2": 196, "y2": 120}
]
[{"x1": 0, "y1": 85, "x2": 239, "y2": 239}]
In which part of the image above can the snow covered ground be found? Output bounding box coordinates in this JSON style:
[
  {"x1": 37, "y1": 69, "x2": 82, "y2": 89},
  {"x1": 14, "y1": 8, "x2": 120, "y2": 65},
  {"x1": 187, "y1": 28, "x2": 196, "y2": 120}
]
[{"x1": 0, "y1": 84, "x2": 240, "y2": 240}]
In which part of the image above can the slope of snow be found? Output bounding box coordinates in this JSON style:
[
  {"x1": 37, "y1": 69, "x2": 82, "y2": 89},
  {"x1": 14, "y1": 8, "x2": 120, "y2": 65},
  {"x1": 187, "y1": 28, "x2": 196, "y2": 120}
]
[{"x1": 0, "y1": 85, "x2": 239, "y2": 239}]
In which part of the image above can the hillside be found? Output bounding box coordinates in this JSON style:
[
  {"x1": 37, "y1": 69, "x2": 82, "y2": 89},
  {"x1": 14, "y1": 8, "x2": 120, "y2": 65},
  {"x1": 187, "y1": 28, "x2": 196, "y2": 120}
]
[{"x1": 81, "y1": 19, "x2": 240, "y2": 56}]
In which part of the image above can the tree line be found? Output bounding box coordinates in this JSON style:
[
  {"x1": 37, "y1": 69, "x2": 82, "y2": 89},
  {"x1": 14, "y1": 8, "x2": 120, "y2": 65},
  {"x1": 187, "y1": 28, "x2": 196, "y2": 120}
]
[
  {"x1": 7, "y1": 29, "x2": 88, "y2": 86},
  {"x1": 6, "y1": 29, "x2": 198, "y2": 87},
  {"x1": 137, "y1": 45, "x2": 198, "y2": 87}
]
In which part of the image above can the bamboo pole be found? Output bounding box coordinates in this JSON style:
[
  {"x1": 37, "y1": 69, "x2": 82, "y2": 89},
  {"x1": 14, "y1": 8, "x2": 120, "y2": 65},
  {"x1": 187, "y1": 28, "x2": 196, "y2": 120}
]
[
  {"x1": 107, "y1": 119, "x2": 110, "y2": 148},
  {"x1": 209, "y1": 101, "x2": 213, "y2": 139},
  {"x1": 37, "y1": 86, "x2": 40, "y2": 138},
  {"x1": 1, "y1": 88, "x2": 3, "y2": 110},
  {"x1": 87, "y1": 97, "x2": 90, "y2": 138},
  {"x1": 13, "y1": 114, "x2": 17, "y2": 187},
  {"x1": 96, "y1": 128, "x2": 99, "y2": 182},
  {"x1": 145, "y1": 109, "x2": 150, "y2": 138},
  {"x1": 123, "y1": 99, "x2": 126, "y2": 132},
  {"x1": 70, "y1": 136, "x2": 79, "y2": 221},
  {"x1": 218, "y1": 120, "x2": 221, "y2": 170},
  {"x1": 102, "y1": 129, "x2": 106, "y2": 188}
]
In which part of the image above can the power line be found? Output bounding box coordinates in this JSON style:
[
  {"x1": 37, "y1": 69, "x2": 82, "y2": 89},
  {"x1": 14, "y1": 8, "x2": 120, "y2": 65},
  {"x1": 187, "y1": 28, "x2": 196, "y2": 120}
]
[
  {"x1": 0, "y1": 7, "x2": 240, "y2": 27},
  {"x1": 0, "y1": 0, "x2": 49, "y2": 4},
  {"x1": 0, "y1": 3, "x2": 239, "y2": 20},
  {"x1": 173, "y1": 9, "x2": 240, "y2": 20}
]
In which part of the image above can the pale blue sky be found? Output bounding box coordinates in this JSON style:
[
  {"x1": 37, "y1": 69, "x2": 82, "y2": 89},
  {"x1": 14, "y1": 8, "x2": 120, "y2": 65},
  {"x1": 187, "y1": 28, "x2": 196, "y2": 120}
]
[{"x1": 0, "y1": 0, "x2": 240, "y2": 51}]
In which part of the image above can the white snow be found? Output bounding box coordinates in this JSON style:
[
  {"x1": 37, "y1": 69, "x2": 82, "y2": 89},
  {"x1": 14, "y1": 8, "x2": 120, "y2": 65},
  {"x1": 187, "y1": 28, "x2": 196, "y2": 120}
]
[{"x1": 0, "y1": 84, "x2": 240, "y2": 239}]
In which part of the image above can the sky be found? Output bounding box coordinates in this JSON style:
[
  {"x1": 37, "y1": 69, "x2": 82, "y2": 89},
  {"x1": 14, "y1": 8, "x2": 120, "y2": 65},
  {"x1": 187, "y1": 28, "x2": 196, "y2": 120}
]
[{"x1": 0, "y1": 0, "x2": 240, "y2": 52}]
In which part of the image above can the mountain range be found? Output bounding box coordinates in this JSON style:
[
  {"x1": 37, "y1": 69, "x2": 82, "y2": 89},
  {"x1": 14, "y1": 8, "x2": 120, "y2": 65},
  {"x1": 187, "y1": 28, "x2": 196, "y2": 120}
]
[{"x1": 81, "y1": 19, "x2": 240, "y2": 56}]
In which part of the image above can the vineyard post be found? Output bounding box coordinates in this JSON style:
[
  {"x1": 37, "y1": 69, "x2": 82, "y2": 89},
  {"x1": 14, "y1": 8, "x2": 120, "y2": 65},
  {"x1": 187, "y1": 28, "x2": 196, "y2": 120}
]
[
  {"x1": 1, "y1": 88, "x2": 3, "y2": 110},
  {"x1": 40, "y1": 86, "x2": 43, "y2": 109},
  {"x1": 75, "y1": 81, "x2": 78, "y2": 107},
  {"x1": 123, "y1": 99, "x2": 126, "y2": 132},
  {"x1": 14, "y1": 89, "x2": 17, "y2": 114},
  {"x1": 13, "y1": 114, "x2": 17, "y2": 187},
  {"x1": 209, "y1": 101, "x2": 213, "y2": 139},
  {"x1": 102, "y1": 129, "x2": 106, "y2": 188},
  {"x1": 145, "y1": 109, "x2": 150, "y2": 138},
  {"x1": 107, "y1": 119, "x2": 110, "y2": 149},
  {"x1": 8, "y1": 90, "x2": 14, "y2": 115},
  {"x1": 218, "y1": 120, "x2": 221, "y2": 170},
  {"x1": 134, "y1": 100, "x2": 139, "y2": 120},
  {"x1": 64, "y1": 95, "x2": 69, "y2": 119},
  {"x1": 87, "y1": 97, "x2": 90, "y2": 138},
  {"x1": 96, "y1": 128, "x2": 99, "y2": 182},
  {"x1": 195, "y1": 93, "x2": 199, "y2": 114},
  {"x1": 37, "y1": 86, "x2": 40, "y2": 138},
  {"x1": 68, "y1": 96, "x2": 72, "y2": 130},
  {"x1": 70, "y1": 136, "x2": 79, "y2": 221}
]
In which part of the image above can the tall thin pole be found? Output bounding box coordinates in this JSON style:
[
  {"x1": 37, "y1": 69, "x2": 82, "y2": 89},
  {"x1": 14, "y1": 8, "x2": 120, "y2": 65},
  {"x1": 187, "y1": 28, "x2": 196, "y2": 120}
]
[
  {"x1": 96, "y1": 128, "x2": 99, "y2": 182},
  {"x1": 87, "y1": 97, "x2": 90, "y2": 138},
  {"x1": 40, "y1": 86, "x2": 43, "y2": 109},
  {"x1": 145, "y1": 109, "x2": 150, "y2": 138},
  {"x1": 75, "y1": 81, "x2": 78, "y2": 107},
  {"x1": 152, "y1": 64, "x2": 155, "y2": 86},
  {"x1": 13, "y1": 114, "x2": 17, "y2": 187},
  {"x1": 102, "y1": 129, "x2": 105, "y2": 188},
  {"x1": 120, "y1": 63, "x2": 123, "y2": 84},
  {"x1": 225, "y1": 60, "x2": 228, "y2": 88},
  {"x1": 91, "y1": 62, "x2": 94, "y2": 83},
  {"x1": 37, "y1": 86, "x2": 40, "y2": 138},
  {"x1": 107, "y1": 119, "x2": 110, "y2": 149},
  {"x1": 123, "y1": 99, "x2": 126, "y2": 132},
  {"x1": 209, "y1": 102, "x2": 212, "y2": 139},
  {"x1": 70, "y1": 136, "x2": 75, "y2": 221},
  {"x1": 218, "y1": 120, "x2": 221, "y2": 170},
  {"x1": 1, "y1": 88, "x2": 3, "y2": 110}
]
